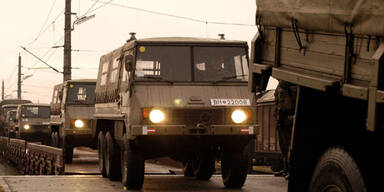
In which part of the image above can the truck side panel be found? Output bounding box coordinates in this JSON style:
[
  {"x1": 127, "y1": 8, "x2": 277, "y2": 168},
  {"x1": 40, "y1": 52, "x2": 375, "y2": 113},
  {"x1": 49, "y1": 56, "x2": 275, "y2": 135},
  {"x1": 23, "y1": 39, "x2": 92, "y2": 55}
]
[{"x1": 255, "y1": 27, "x2": 377, "y2": 86}]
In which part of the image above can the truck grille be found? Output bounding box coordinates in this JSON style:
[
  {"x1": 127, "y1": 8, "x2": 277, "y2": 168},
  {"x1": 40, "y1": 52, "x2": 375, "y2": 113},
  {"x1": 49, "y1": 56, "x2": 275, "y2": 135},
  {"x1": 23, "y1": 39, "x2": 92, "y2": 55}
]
[{"x1": 170, "y1": 109, "x2": 225, "y2": 125}]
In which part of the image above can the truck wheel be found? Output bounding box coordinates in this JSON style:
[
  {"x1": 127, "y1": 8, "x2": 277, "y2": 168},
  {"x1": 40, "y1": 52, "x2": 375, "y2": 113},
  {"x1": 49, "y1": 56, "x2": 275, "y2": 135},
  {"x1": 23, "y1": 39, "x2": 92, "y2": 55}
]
[
  {"x1": 64, "y1": 146, "x2": 73, "y2": 164},
  {"x1": 51, "y1": 132, "x2": 59, "y2": 147},
  {"x1": 221, "y1": 150, "x2": 248, "y2": 188},
  {"x1": 183, "y1": 162, "x2": 194, "y2": 177},
  {"x1": 192, "y1": 154, "x2": 215, "y2": 180},
  {"x1": 98, "y1": 132, "x2": 107, "y2": 177},
  {"x1": 309, "y1": 147, "x2": 367, "y2": 192},
  {"x1": 104, "y1": 132, "x2": 121, "y2": 180},
  {"x1": 121, "y1": 143, "x2": 145, "y2": 190}
]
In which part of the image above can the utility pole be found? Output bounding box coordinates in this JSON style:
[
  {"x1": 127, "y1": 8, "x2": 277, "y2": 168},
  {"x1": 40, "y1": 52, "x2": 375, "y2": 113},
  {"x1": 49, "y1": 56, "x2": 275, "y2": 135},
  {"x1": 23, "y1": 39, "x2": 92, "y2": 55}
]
[
  {"x1": 18, "y1": 53, "x2": 21, "y2": 100},
  {"x1": 63, "y1": 0, "x2": 72, "y2": 82},
  {"x1": 1, "y1": 80, "x2": 4, "y2": 100}
]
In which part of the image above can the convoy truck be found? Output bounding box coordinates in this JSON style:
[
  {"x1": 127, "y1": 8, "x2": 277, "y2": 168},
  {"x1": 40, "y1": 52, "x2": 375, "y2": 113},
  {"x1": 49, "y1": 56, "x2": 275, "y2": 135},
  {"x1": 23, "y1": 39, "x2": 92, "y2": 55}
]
[
  {"x1": 14, "y1": 103, "x2": 51, "y2": 143},
  {"x1": 0, "y1": 99, "x2": 32, "y2": 135},
  {"x1": 50, "y1": 79, "x2": 97, "y2": 163},
  {"x1": 4, "y1": 110, "x2": 17, "y2": 137},
  {"x1": 94, "y1": 34, "x2": 256, "y2": 189},
  {"x1": 249, "y1": 1, "x2": 384, "y2": 191}
]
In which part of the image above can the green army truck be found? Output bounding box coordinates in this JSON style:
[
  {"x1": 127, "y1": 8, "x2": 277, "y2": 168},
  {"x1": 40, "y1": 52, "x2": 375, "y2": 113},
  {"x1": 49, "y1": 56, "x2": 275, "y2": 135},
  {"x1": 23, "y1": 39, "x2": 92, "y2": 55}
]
[
  {"x1": 94, "y1": 35, "x2": 256, "y2": 189},
  {"x1": 50, "y1": 79, "x2": 97, "y2": 163},
  {"x1": 4, "y1": 110, "x2": 17, "y2": 138},
  {"x1": 14, "y1": 103, "x2": 51, "y2": 143},
  {"x1": 250, "y1": 1, "x2": 384, "y2": 191},
  {"x1": 0, "y1": 99, "x2": 32, "y2": 135}
]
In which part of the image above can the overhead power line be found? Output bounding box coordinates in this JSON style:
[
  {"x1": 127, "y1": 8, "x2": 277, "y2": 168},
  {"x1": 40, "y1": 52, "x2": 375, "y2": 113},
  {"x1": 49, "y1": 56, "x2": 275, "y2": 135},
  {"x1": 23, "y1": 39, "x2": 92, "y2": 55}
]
[
  {"x1": 20, "y1": 46, "x2": 61, "y2": 73},
  {"x1": 36, "y1": 0, "x2": 58, "y2": 40},
  {"x1": 26, "y1": 8, "x2": 65, "y2": 48},
  {"x1": 88, "y1": 0, "x2": 256, "y2": 27}
]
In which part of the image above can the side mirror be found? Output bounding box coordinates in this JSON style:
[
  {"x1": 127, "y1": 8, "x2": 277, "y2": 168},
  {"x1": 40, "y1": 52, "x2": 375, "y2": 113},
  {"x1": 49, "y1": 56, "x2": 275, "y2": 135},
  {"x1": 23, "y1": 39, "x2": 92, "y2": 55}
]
[
  {"x1": 124, "y1": 55, "x2": 134, "y2": 72},
  {"x1": 58, "y1": 91, "x2": 63, "y2": 100}
]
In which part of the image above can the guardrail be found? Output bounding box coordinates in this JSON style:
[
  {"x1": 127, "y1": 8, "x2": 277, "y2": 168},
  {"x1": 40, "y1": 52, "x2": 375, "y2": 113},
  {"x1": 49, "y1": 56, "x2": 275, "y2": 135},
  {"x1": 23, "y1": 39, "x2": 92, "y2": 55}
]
[{"x1": 0, "y1": 136, "x2": 64, "y2": 175}]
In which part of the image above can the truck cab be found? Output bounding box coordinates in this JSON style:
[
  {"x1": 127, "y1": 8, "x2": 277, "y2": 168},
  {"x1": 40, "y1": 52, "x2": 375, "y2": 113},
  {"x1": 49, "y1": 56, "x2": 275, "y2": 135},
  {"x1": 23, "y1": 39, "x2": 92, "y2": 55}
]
[
  {"x1": 95, "y1": 35, "x2": 256, "y2": 189},
  {"x1": 5, "y1": 109, "x2": 17, "y2": 138},
  {"x1": 50, "y1": 79, "x2": 97, "y2": 163},
  {"x1": 14, "y1": 103, "x2": 51, "y2": 143},
  {"x1": 0, "y1": 99, "x2": 32, "y2": 136}
]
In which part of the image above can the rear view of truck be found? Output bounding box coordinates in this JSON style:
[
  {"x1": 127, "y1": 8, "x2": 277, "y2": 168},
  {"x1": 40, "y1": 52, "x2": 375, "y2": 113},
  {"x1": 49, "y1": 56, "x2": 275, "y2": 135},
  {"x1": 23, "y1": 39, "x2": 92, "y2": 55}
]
[{"x1": 250, "y1": 1, "x2": 384, "y2": 191}]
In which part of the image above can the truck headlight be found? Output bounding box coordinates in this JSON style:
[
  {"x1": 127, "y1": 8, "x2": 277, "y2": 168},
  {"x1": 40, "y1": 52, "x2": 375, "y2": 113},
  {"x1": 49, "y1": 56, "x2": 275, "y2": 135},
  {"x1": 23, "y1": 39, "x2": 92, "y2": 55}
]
[
  {"x1": 149, "y1": 109, "x2": 165, "y2": 123},
  {"x1": 24, "y1": 124, "x2": 30, "y2": 130},
  {"x1": 231, "y1": 109, "x2": 247, "y2": 124},
  {"x1": 74, "y1": 120, "x2": 84, "y2": 128}
]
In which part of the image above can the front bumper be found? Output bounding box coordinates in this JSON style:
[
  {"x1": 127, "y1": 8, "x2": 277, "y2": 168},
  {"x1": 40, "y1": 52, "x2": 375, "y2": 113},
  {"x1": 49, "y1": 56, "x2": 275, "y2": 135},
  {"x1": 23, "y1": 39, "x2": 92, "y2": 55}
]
[
  {"x1": 64, "y1": 128, "x2": 92, "y2": 136},
  {"x1": 19, "y1": 131, "x2": 49, "y2": 142},
  {"x1": 131, "y1": 124, "x2": 257, "y2": 136}
]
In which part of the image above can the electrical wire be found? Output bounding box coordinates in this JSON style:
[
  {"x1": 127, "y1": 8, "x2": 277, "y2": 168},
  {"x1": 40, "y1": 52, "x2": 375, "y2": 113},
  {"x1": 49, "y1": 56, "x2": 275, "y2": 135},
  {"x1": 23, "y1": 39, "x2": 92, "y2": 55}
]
[
  {"x1": 36, "y1": 0, "x2": 58, "y2": 41},
  {"x1": 88, "y1": 0, "x2": 256, "y2": 27},
  {"x1": 26, "y1": 8, "x2": 65, "y2": 48},
  {"x1": 87, "y1": 0, "x2": 115, "y2": 14},
  {"x1": 83, "y1": 0, "x2": 100, "y2": 16}
]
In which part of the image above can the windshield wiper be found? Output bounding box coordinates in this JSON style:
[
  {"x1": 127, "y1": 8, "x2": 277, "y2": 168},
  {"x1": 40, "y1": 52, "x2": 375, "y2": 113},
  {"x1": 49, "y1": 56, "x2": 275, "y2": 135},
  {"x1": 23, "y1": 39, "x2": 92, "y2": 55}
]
[
  {"x1": 140, "y1": 76, "x2": 174, "y2": 84},
  {"x1": 213, "y1": 74, "x2": 248, "y2": 84}
]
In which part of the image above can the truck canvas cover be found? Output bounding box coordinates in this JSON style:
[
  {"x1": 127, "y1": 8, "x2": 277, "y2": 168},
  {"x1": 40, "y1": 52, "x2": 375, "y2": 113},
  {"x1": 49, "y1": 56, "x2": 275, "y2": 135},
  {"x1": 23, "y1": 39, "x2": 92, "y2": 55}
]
[{"x1": 256, "y1": 0, "x2": 384, "y2": 36}]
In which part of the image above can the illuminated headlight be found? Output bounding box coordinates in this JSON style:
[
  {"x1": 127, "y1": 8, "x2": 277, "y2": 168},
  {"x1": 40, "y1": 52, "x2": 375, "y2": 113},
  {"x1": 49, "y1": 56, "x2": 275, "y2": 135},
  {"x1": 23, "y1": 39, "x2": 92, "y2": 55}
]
[
  {"x1": 24, "y1": 124, "x2": 30, "y2": 130},
  {"x1": 231, "y1": 110, "x2": 247, "y2": 124},
  {"x1": 74, "y1": 120, "x2": 84, "y2": 128},
  {"x1": 149, "y1": 109, "x2": 165, "y2": 123}
]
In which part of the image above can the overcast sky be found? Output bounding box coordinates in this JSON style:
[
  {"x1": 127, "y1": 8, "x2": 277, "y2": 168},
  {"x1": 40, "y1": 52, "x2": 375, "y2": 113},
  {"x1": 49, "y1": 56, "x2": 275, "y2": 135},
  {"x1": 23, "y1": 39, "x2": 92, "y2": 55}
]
[{"x1": 0, "y1": 0, "x2": 263, "y2": 103}]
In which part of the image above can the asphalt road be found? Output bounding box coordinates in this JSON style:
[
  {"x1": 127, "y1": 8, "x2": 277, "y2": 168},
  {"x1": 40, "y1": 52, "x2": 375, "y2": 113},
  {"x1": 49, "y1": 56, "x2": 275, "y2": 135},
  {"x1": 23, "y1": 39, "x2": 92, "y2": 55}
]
[
  {"x1": 0, "y1": 175, "x2": 287, "y2": 192},
  {"x1": 1, "y1": 147, "x2": 288, "y2": 192}
]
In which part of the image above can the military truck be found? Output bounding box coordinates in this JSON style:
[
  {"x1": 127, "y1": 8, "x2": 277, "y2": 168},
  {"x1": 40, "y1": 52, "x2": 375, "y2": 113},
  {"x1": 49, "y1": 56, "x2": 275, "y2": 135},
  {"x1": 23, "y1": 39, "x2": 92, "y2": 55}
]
[
  {"x1": 12, "y1": 103, "x2": 51, "y2": 143},
  {"x1": 249, "y1": 1, "x2": 384, "y2": 191},
  {"x1": 94, "y1": 35, "x2": 256, "y2": 189},
  {"x1": 0, "y1": 99, "x2": 32, "y2": 135},
  {"x1": 4, "y1": 110, "x2": 17, "y2": 137},
  {"x1": 50, "y1": 79, "x2": 97, "y2": 163}
]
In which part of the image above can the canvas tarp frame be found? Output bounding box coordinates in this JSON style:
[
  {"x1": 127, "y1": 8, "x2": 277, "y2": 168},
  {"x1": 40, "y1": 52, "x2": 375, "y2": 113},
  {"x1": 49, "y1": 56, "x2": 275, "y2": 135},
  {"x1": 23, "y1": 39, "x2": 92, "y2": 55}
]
[{"x1": 256, "y1": 0, "x2": 384, "y2": 36}]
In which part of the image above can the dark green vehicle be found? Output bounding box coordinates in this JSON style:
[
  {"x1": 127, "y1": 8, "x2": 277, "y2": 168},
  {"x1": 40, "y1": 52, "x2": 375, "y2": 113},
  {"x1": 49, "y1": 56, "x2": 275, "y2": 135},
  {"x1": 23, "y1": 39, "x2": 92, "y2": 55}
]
[
  {"x1": 14, "y1": 103, "x2": 51, "y2": 143},
  {"x1": 50, "y1": 79, "x2": 97, "y2": 163},
  {"x1": 94, "y1": 35, "x2": 256, "y2": 189},
  {"x1": 0, "y1": 99, "x2": 32, "y2": 136},
  {"x1": 250, "y1": 1, "x2": 384, "y2": 191},
  {"x1": 4, "y1": 109, "x2": 17, "y2": 138}
]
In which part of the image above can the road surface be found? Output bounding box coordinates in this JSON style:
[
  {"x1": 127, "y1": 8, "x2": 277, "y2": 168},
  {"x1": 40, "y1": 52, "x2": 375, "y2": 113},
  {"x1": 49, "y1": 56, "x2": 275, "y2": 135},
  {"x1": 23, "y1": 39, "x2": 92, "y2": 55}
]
[
  {"x1": 1, "y1": 147, "x2": 288, "y2": 192},
  {"x1": 0, "y1": 175, "x2": 287, "y2": 192}
]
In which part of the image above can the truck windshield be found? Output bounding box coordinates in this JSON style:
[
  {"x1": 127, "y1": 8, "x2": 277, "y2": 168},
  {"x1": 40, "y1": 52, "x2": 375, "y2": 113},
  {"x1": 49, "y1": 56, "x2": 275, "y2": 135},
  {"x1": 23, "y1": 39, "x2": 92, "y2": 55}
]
[
  {"x1": 3, "y1": 107, "x2": 17, "y2": 116},
  {"x1": 21, "y1": 106, "x2": 50, "y2": 118},
  {"x1": 135, "y1": 46, "x2": 191, "y2": 81},
  {"x1": 66, "y1": 83, "x2": 96, "y2": 105},
  {"x1": 8, "y1": 112, "x2": 16, "y2": 121},
  {"x1": 135, "y1": 45, "x2": 248, "y2": 82},
  {"x1": 193, "y1": 47, "x2": 248, "y2": 82}
]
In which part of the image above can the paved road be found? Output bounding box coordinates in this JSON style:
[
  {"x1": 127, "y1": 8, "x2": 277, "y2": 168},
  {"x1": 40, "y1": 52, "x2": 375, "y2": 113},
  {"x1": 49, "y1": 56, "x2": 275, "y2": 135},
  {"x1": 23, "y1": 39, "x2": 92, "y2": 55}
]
[
  {"x1": 1, "y1": 147, "x2": 288, "y2": 192},
  {"x1": 0, "y1": 175, "x2": 287, "y2": 192},
  {"x1": 65, "y1": 148, "x2": 183, "y2": 175}
]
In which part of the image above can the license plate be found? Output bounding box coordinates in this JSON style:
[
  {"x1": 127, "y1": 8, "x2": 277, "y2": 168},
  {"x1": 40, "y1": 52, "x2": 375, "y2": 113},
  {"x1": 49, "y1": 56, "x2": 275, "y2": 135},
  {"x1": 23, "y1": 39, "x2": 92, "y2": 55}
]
[{"x1": 210, "y1": 99, "x2": 251, "y2": 106}]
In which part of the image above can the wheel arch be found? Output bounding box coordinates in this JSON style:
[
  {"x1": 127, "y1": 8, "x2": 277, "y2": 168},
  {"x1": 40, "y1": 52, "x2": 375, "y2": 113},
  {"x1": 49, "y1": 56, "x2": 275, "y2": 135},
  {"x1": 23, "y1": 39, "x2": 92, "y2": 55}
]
[{"x1": 288, "y1": 86, "x2": 370, "y2": 191}]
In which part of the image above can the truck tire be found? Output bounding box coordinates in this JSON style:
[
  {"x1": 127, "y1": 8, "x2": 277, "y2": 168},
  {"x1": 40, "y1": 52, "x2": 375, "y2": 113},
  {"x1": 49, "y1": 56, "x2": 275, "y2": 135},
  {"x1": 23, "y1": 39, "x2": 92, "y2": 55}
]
[
  {"x1": 309, "y1": 147, "x2": 367, "y2": 192},
  {"x1": 64, "y1": 145, "x2": 73, "y2": 164},
  {"x1": 98, "y1": 132, "x2": 107, "y2": 177},
  {"x1": 192, "y1": 154, "x2": 215, "y2": 180},
  {"x1": 104, "y1": 132, "x2": 121, "y2": 180},
  {"x1": 50, "y1": 133, "x2": 56, "y2": 147},
  {"x1": 183, "y1": 162, "x2": 194, "y2": 177},
  {"x1": 221, "y1": 150, "x2": 248, "y2": 188},
  {"x1": 121, "y1": 142, "x2": 144, "y2": 190}
]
